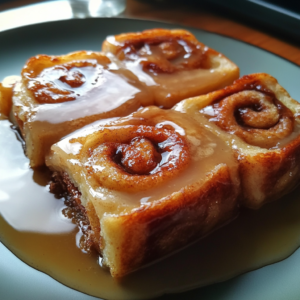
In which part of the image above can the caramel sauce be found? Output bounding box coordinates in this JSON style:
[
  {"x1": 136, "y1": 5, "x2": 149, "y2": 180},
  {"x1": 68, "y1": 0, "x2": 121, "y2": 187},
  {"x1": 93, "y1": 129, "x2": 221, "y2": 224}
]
[
  {"x1": 27, "y1": 60, "x2": 104, "y2": 104},
  {"x1": 17, "y1": 68, "x2": 143, "y2": 124},
  {"x1": 2, "y1": 118, "x2": 300, "y2": 299},
  {"x1": 12, "y1": 60, "x2": 151, "y2": 167},
  {"x1": 118, "y1": 39, "x2": 210, "y2": 74},
  {"x1": 106, "y1": 29, "x2": 212, "y2": 75}
]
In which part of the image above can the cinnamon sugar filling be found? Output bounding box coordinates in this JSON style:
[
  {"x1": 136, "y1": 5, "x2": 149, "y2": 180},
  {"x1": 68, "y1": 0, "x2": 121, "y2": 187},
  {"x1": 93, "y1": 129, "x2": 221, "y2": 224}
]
[{"x1": 49, "y1": 172, "x2": 102, "y2": 253}]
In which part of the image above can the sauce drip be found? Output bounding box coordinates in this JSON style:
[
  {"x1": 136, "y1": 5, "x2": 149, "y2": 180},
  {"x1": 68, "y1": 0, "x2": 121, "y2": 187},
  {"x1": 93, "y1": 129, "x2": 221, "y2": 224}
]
[{"x1": 2, "y1": 119, "x2": 300, "y2": 299}]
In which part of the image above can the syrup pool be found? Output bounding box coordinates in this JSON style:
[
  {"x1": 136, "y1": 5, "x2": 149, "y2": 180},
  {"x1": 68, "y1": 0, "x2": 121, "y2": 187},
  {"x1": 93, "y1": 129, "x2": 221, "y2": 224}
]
[{"x1": 1, "y1": 118, "x2": 300, "y2": 300}]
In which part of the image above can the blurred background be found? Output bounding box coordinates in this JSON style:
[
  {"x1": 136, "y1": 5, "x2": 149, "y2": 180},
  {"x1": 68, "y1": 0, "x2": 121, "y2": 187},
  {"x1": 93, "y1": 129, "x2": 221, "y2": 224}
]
[{"x1": 0, "y1": 0, "x2": 299, "y2": 65}]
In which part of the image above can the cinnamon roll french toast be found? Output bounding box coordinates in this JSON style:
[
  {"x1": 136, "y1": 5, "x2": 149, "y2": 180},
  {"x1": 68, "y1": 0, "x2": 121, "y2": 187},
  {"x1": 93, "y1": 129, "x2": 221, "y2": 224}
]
[
  {"x1": 102, "y1": 29, "x2": 240, "y2": 108},
  {"x1": 174, "y1": 73, "x2": 300, "y2": 209},
  {"x1": 46, "y1": 106, "x2": 240, "y2": 278},
  {"x1": 6, "y1": 27, "x2": 300, "y2": 280},
  {"x1": 11, "y1": 51, "x2": 153, "y2": 167}
]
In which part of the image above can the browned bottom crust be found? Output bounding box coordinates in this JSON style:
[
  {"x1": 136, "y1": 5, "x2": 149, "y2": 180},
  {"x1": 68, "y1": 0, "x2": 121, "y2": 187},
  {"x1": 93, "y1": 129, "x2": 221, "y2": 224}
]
[{"x1": 49, "y1": 172, "x2": 101, "y2": 253}]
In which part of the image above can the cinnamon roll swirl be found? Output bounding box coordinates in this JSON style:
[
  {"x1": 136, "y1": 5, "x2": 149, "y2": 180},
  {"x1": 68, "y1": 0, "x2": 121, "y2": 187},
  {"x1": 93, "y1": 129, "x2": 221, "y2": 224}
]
[
  {"x1": 102, "y1": 29, "x2": 239, "y2": 108},
  {"x1": 11, "y1": 51, "x2": 153, "y2": 167},
  {"x1": 175, "y1": 73, "x2": 300, "y2": 208},
  {"x1": 46, "y1": 106, "x2": 240, "y2": 277}
]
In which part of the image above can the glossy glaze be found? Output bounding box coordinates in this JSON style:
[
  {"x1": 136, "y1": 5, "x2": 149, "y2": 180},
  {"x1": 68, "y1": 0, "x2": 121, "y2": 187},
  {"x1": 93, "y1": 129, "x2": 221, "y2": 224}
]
[
  {"x1": 46, "y1": 107, "x2": 241, "y2": 278},
  {"x1": 11, "y1": 51, "x2": 154, "y2": 167},
  {"x1": 102, "y1": 29, "x2": 240, "y2": 108},
  {"x1": 47, "y1": 107, "x2": 238, "y2": 211},
  {"x1": 27, "y1": 60, "x2": 108, "y2": 104},
  {"x1": 106, "y1": 35, "x2": 211, "y2": 73}
]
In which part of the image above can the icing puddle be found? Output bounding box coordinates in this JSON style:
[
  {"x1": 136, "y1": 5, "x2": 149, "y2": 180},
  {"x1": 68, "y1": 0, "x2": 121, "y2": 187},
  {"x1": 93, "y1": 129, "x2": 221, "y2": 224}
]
[{"x1": 1, "y1": 118, "x2": 300, "y2": 299}]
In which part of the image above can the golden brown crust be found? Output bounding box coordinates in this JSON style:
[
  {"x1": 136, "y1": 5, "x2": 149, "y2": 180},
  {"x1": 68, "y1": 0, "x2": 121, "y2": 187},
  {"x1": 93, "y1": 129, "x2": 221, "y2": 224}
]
[
  {"x1": 86, "y1": 201, "x2": 102, "y2": 253},
  {"x1": 103, "y1": 29, "x2": 211, "y2": 50},
  {"x1": 238, "y1": 133, "x2": 300, "y2": 207}
]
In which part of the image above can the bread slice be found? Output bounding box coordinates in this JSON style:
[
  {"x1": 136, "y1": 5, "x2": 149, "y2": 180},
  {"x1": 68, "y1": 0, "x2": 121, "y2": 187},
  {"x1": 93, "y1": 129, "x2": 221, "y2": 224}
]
[
  {"x1": 174, "y1": 73, "x2": 300, "y2": 208},
  {"x1": 102, "y1": 28, "x2": 240, "y2": 108},
  {"x1": 46, "y1": 106, "x2": 240, "y2": 277},
  {"x1": 11, "y1": 51, "x2": 153, "y2": 167}
]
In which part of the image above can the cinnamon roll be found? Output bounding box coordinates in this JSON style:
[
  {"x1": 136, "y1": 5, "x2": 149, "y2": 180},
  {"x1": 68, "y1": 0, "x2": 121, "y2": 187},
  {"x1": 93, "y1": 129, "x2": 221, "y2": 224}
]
[
  {"x1": 46, "y1": 106, "x2": 240, "y2": 277},
  {"x1": 175, "y1": 73, "x2": 300, "y2": 208},
  {"x1": 11, "y1": 51, "x2": 153, "y2": 167},
  {"x1": 102, "y1": 29, "x2": 240, "y2": 108}
]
